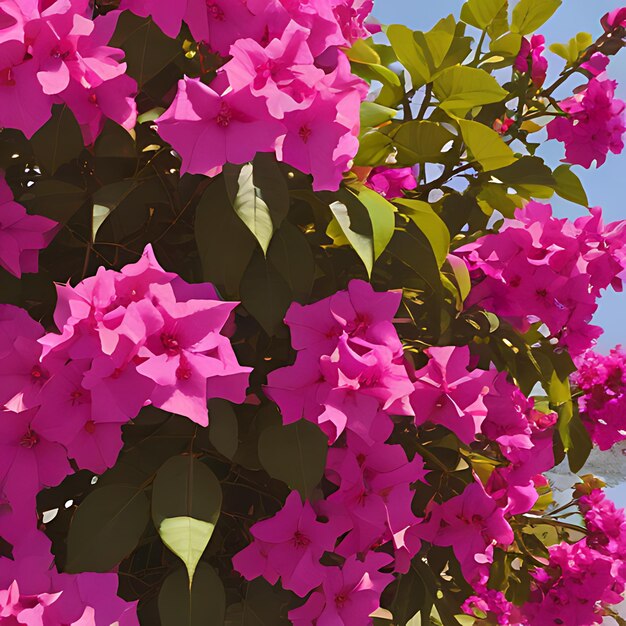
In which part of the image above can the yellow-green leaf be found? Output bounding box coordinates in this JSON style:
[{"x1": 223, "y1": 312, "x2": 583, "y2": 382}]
[
  {"x1": 387, "y1": 24, "x2": 429, "y2": 87},
  {"x1": 552, "y1": 164, "x2": 589, "y2": 206},
  {"x1": 461, "y1": 0, "x2": 507, "y2": 29},
  {"x1": 360, "y1": 101, "x2": 397, "y2": 129},
  {"x1": 345, "y1": 39, "x2": 381, "y2": 65},
  {"x1": 354, "y1": 186, "x2": 396, "y2": 261},
  {"x1": 328, "y1": 198, "x2": 374, "y2": 276},
  {"x1": 458, "y1": 119, "x2": 517, "y2": 171},
  {"x1": 159, "y1": 516, "x2": 216, "y2": 589},
  {"x1": 511, "y1": 0, "x2": 561, "y2": 36},
  {"x1": 447, "y1": 254, "x2": 471, "y2": 302},
  {"x1": 395, "y1": 199, "x2": 450, "y2": 267},
  {"x1": 433, "y1": 66, "x2": 508, "y2": 115}
]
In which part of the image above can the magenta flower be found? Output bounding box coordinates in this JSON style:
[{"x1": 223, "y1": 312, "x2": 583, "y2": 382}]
[
  {"x1": 421, "y1": 482, "x2": 514, "y2": 580},
  {"x1": 233, "y1": 491, "x2": 340, "y2": 597},
  {"x1": 156, "y1": 77, "x2": 284, "y2": 177},
  {"x1": 411, "y1": 346, "x2": 495, "y2": 444},
  {"x1": 365, "y1": 166, "x2": 418, "y2": 199},
  {"x1": 547, "y1": 76, "x2": 626, "y2": 168},
  {"x1": 0, "y1": 408, "x2": 71, "y2": 510},
  {"x1": 0, "y1": 173, "x2": 58, "y2": 278},
  {"x1": 288, "y1": 552, "x2": 394, "y2": 625},
  {"x1": 515, "y1": 34, "x2": 548, "y2": 88}
]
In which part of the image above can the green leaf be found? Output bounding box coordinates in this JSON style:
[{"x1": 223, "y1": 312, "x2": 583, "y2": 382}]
[
  {"x1": 91, "y1": 180, "x2": 137, "y2": 240},
  {"x1": 391, "y1": 121, "x2": 456, "y2": 165},
  {"x1": 458, "y1": 119, "x2": 516, "y2": 171},
  {"x1": 433, "y1": 66, "x2": 507, "y2": 115},
  {"x1": 567, "y1": 411, "x2": 593, "y2": 474},
  {"x1": 159, "y1": 563, "x2": 226, "y2": 626},
  {"x1": 208, "y1": 399, "x2": 239, "y2": 460},
  {"x1": 552, "y1": 165, "x2": 588, "y2": 206},
  {"x1": 31, "y1": 104, "x2": 84, "y2": 175},
  {"x1": 490, "y1": 33, "x2": 523, "y2": 57},
  {"x1": 240, "y1": 250, "x2": 292, "y2": 335},
  {"x1": 345, "y1": 39, "x2": 381, "y2": 64},
  {"x1": 489, "y1": 156, "x2": 555, "y2": 187},
  {"x1": 394, "y1": 199, "x2": 450, "y2": 267},
  {"x1": 110, "y1": 13, "x2": 181, "y2": 87},
  {"x1": 461, "y1": 0, "x2": 507, "y2": 29},
  {"x1": 354, "y1": 187, "x2": 396, "y2": 261},
  {"x1": 151, "y1": 455, "x2": 222, "y2": 529},
  {"x1": 20, "y1": 180, "x2": 86, "y2": 224},
  {"x1": 268, "y1": 221, "x2": 315, "y2": 303},
  {"x1": 390, "y1": 567, "x2": 426, "y2": 626},
  {"x1": 258, "y1": 420, "x2": 328, "y2": 498},
  {"x1": 159, "y1": 517, "x2": 216, "y2": 588},
  {"x1": 355, "y1": 130, "x2": 396, "y2": 166},
  {"x1": 66, "y1": 485, "x2": 149, "y2": 573},
  {"x1": 446, "y1": 254, "x2": 471, "y2": 302},
  {"x1": 225, "y1": 580, "x2": 291, "y2": 625},
  {"x1": 549, "y1": 33, "x2": 592, "y2": 65},
  {"x1": 387, "y1": 24, "x2": 429, "y2": 87},
  {"x1": 360, "y1": 101, "x2": 398, "y2": 129},
  {"x1": 195, "y1": 179, "x2": 257, "y2": 297},
  {"x1": 511, "y1": 0, "x2": 562, "y2": 35},
  {"x1": 327, "y1": 193, "x2": 375, "y2": 276}
]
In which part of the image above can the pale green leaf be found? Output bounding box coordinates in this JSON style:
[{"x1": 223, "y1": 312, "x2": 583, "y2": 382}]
[
  {"x1": 458, "y1": 119, "x2": 517, "y2": 171},
  {"x1": 353, "y1": 186, "x2": 396, "y2": 261},
  {"x1": 433, "y1": 66, "x2": 507, "y2": 115},
  {"x1": 461, "y1": 0, "x2": 507, "y2": 29},
  {"x1": 159, "y1": 516, "x2": 216, "y2": 589},
  {"x1": 447, "y1": 254, "x2": 471, "y2": 302},
  {"x1": 360, "y1": 101, "x2": 397, "y2": 129},
  {"x1": 395, "y1": 199, "x2": 450, "y2": 267},
  {"x1": 511, "y1": 0, "x2": 561, "y2": 35},
  {"x1": 387, "y1": 24, "x2": 429, "y2": 87}
]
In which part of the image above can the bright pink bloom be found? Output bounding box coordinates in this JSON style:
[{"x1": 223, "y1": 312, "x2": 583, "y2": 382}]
[
  {"x1": 288, "y1": 552, "x2": 394, "y2": 625},
  {"x1": 233, "y1": 491, "x2": 340, "y2": 597},
  {"x1": 0, "y1": 173, "x2": 58, "y2": 278},
  {"x1": 410, "y1": 346, "x2": 494, "y2": 444},
  {"x1": 365, "y1": 166, "x2": 418, "y2": 199},
  {"x1": 420, "y1": 481, "x2": 514, "y2": 580},
  {"x1": 547, "y1": 76, "x2": 626, "y2": 168},
  {"x1": 157, "y1": 77, "x2": 284, "y2": 177},
  {"x1": 515, "y1": 34, "x2": 548, "y2": 88},
  {"x1": 602, "y1": 8, "x2": 626, "y2": 32}
]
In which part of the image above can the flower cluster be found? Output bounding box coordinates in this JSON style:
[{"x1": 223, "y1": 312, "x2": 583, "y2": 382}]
[
  {"x1": 515, "y1": 34, "x2": 548, "y2": 89},
  {"x1": 458, "y1": 202, "x2": 626, "y2": 356},
  {"x1": 0, "y1": 171, "x2": 57, "y2": 277},
  {"x1": 0, "y1": 0, "x2": 137, "y2": 142},
  {"x1": 572, "y1": 346, "x2": 626, "y2": 450},
  {"x1": 0, "y1": 531, "x2": 138, "y2": 626},
  {"x1": 547, "y1": 75, "x2": 626, "y2": 169},
  {"x1": 152, "y1": 0, "x2": 372, "y2": 190}
]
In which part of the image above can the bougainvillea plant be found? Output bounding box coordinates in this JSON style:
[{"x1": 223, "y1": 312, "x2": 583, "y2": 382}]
[{"x1": 2, "y1": 0, "x2": 626, "y2": 624}]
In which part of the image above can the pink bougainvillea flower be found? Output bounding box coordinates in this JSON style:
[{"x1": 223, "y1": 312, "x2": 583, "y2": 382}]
[
  {"x1": 156, "y1": 77, "x2": 284, "y2": 177},
  {"x1": 547, "y1": 76, "x2": 626, "y2": 169},
  {"x1": 0, "y1": 408, "x2": 71, "y2": 509},
  {"x1": 224, "y1": 21, "x2": 323, "y2": 118},
  {"x1": 420, "y1": 481, "x2": 514, "y2": 580},
  {"x1": 0, "y1": 173, "x2": 58, "y2": 277},
  {"x1": 233, "y1": 491, "x2": 340, "y2": 597},
  {"x1": 288, "y1": 552, "x2": 394, "y2": 625},
  {"x1": 602, "y1": 7, "x2": 626, "y2": 31},
  {"x1": 365, "y1": 166, "x2": 418, "y2": 199},
  {"x1": 410, "y1": 346, "x2": 494, "y2": 444},
  {"x1": 515, "y1": 34, "x2": 548, "y2": 88}
]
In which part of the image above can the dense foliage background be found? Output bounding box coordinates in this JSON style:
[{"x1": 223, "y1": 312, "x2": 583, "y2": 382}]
[{"x1": 2, "y1": 0, "x2": 626, "y2": 624}]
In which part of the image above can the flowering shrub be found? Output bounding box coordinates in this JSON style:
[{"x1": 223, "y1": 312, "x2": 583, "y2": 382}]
[{"x1": 2, "y1": 0, "x2": 626, "y2": 624}]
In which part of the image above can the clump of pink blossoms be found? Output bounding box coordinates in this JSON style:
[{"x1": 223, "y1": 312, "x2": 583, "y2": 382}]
[
  {"x1": 573, "y1": 346, "x2": 626, "y2": 450},
  {"x1": 547, "y1": 75, "x2": 626, "y2": 169},
  {"x1": 365, "y1": 166, "x2": 418, "y2": 199},
  {"x1": 0, "y1": 0, "x2": 137, "y2": 142},
  {"x1": 515, "y1": 34, "x2": 548, "y2": 89},
  {"x1": 152, "y1": 0, "x2": 373, "y2": 190},
  {"x1": 457, "y1": 201, "x2": 626, "y2": 356},
  {"x1": 0, "y1": 172, "x2": 57, "y2": 278}
]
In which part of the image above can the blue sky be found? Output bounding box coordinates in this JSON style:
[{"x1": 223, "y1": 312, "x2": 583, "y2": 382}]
[{"x1": 372, "y1": 1, "x2": 626, "y2": 503}]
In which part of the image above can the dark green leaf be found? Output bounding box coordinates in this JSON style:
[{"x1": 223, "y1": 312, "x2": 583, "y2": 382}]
[
  {"x1": 31, "y1": 105, "x2": 84, "y2": 175},
  {"x1": 208, "y1": 399, "x2": 239, "y2": 460},
  {"x1": 66, "y1": 485, "x2": 149, "y2": 573},
  {"x1": 567, "y1": 411, "x2": 593, "y2": 473},
  {"x1": 20, "y1": 180, "x2": 86, "y2": 224},
  {"x1": 258, "y1": 420, "x2": 328, "y2": 498},
  {"x1": 151, "y1": 455, "x2": 222, "y2": 528},
  {"x1": 110, "y1": 13, "x2": 181, "y2": 87},
  {"x1": 391, "y1": 121, "x2": 455, "y2": 165},
  {"x1": 225, "y1": 580, "x2": 291, "y2": 626},
  {"x1": 240, "y1": 251, "x2": 292, "y2": 335},
  {"x1": 195, "y1": 179, "x2": 257, "y2": 297},
  {"x1": 552, "y1": 165, "x2": 588, "y2": 206},
  {"x1": 159, "y1": 563, "x2": 226, "y2": 626},
  {"x1": 354, "y1": 186, "x2": 396, "y2": 261},
  {"x1": 390, "y1": 567, "x2": 426, "y2": 626},
  {"x1": 268, "y1": 221, "x2": 315, "y2": 303}
]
